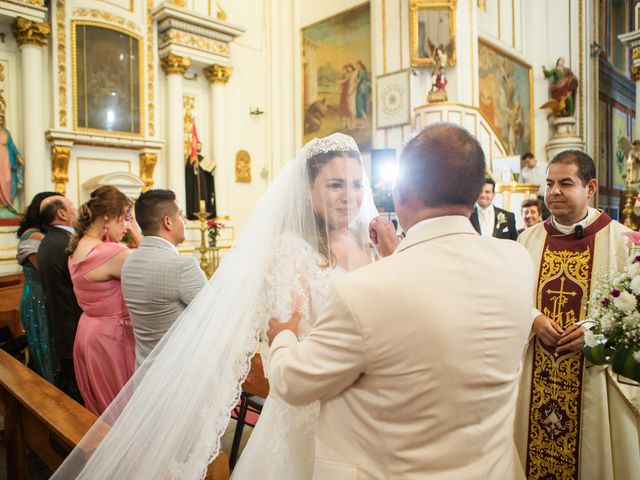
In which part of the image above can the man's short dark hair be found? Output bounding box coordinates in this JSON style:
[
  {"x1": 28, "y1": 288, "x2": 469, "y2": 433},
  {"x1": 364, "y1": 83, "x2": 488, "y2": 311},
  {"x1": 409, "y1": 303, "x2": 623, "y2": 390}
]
[
  {"x1": 398, "y1": 123, "x2": 486, "y2": 207},
  {"x1": 484, "y1": 176, "x2": 496, "y2": 192},
  {"x1": 521, "y1": 198, "x2": 542, "y2": 213},
  {"x1": 521, "y1": 152, "x2": 535, "y2": 161},
  {"x1": 40, "y1": 199, "x2": 67, "y2": 227},
  {"x1": 135, "y1": 189, "x2": 178, "y2": 236},
  {"x1": 548, "y1": 150, "x2": 596, "y2": 186}
]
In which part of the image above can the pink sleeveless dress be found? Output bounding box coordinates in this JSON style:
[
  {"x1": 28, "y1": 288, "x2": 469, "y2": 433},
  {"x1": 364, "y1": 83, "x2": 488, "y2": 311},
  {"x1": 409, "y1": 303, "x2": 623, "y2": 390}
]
[{"x1": 69, "y1": 242, "x2": 135, "y2": 415}]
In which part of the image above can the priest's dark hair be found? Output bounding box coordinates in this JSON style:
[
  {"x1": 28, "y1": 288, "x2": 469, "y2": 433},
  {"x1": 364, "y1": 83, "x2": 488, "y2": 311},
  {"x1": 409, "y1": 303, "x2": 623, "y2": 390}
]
[
  {"x1": 135, "y1": 189, "x2": 179, "y2": 236},
  {"x1": 548, "y1": 150, "x2": 596, "y2": 186},
  {"x1": 398, "y1": 123, "x2": 485, "y2": 208}
]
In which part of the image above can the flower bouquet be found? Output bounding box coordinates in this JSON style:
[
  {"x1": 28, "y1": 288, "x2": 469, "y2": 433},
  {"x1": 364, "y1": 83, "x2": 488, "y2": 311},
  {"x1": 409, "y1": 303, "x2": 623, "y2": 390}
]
[
  {"x1": 206, "y1": 218, "x2": 225, "y2": 247},
  {"x1": 583, "y1": 233, "x2": 640, "y2": 382}
]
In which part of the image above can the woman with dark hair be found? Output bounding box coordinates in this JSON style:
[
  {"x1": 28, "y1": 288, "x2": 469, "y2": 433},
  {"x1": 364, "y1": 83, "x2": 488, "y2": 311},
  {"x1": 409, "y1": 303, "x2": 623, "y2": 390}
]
[
  {"x1": 16, "y1": 191, "x2": 62, "y2": 383},
  {"x1": 67, "y1": 185, "x2": 141, "y2": 415}
]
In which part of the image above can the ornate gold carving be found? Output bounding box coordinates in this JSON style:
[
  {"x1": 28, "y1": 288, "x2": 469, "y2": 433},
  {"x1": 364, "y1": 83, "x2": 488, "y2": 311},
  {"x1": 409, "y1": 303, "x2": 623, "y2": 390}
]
[
  {"x1": 160, "y1": 53, "x2": 191, "y2": 76},
  {"x1": 477, "y1": 0, "x2": 487, "y2": 11},
  {"x1": 633, "y1": 47, "x2": 640, "y2": 61},
  {"x1": 51, "y1": 145, "x2": 71, "y2": 194},
  {"x1": 216, "y1": 1, "x2": 228, "y2": 20},
  {"x1": 57, "y1": 0, "x2": 67, "y2": 127},
  {"x1": 146, "y1": 0, "x2": 155, "y2": 136},
  {"x1": 168, "y1": 0, "x2": 186, "y2": 7},
  {"x1": 72, "y1": 9, "x2": 139, "y2": 33},
  {"x1": 204, "y1": 64, "x2": 232, "y2": 84},
  {"x1": 139, "y1": 153, "x2": 158, "y2": 192},
  {"x1": 632, "y1": 64, "x2": 640, "y2": 82},
  {"x1": 24, "y1": 0, "x2": 45, "y2": 6},
  {"x1": 409, "y1": 0, "x2": 457, "y2": 67},
  {"x1": 183, "y1": 95, "x2": 195, "y2": 158},
  {"x1": 12, "y1": 17, "x2": 50, "y2": 47},
  {"x1": 235, "y1": 150, "x2": 251, "y2": 183},
  {"x1": 0, "y1": 65, "x2": 6, "y2": 127},
  {"x1": 160, "y1": 31, "x2": 230, "y2": 56}
]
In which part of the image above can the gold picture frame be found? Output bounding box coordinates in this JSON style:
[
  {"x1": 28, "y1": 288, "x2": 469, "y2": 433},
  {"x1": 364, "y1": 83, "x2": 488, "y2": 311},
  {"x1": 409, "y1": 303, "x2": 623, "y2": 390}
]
[
  {"x1": 409, "y1": 0, "x2": 457, "y2": 67},
  {"x1": 72, "y1": 21, "x2": 145, "y2": 136}
]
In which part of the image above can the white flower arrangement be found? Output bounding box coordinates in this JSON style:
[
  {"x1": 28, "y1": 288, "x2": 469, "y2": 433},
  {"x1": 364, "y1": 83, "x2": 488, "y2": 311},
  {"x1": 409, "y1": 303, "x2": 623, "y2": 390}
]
[{"x1": 584, "y1": 237, "x2": 640, "y2": 381}]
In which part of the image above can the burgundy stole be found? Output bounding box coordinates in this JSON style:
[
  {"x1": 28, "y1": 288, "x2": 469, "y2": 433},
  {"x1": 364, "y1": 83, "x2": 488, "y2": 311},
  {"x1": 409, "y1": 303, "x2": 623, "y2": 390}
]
[{"x1": 525, "y1": 212, "x2": 612, "y2": 480}]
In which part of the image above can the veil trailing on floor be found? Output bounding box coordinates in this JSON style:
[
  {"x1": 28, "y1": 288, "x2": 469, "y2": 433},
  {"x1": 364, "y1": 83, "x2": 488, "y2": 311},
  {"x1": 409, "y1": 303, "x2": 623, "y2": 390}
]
[{"x1": 52, "y1": 133, "x2": 379, "y2": 480}]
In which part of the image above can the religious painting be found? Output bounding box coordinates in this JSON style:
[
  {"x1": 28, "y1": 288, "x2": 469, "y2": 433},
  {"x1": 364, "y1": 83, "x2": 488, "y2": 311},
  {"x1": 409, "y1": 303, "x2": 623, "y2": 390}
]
[
  {"x1": 72, "y1": 22, "x2": 144, "y2": 135},
  {"x1": 376, "y1": 70, "x2": 411, "y2": 129},
  {"x1": 611, "y1": 0, "x2": 628, "y2": 73},
  {"x1": 478, "y1": 40, "x2": 533, "y2": 155},
  {"x1": 409, "y1": 0, "x2": 457, "y2": 67},
  {"x1": 302, "y1": 3, "x2": 372, "y2": 152},
  {"x1": 612, "y1": 106, "x2": 629, "y2": 190}
]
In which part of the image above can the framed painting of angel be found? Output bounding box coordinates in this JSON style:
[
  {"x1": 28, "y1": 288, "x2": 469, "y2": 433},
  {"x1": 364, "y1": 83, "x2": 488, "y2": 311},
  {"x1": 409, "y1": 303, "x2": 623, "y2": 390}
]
[{"x1": 409, "y1": 0, "x2": 456, "y2": 67}]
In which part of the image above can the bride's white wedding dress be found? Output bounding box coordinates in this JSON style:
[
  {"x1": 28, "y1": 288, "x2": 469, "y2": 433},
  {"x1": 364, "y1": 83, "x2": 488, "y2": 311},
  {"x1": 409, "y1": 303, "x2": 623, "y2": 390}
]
[
  {"x1": 232, "y1": 233, "x2": 344, "y2": 479},
  {"x1": 51, "y1": 133, "x2": 377, "y2": 480}
]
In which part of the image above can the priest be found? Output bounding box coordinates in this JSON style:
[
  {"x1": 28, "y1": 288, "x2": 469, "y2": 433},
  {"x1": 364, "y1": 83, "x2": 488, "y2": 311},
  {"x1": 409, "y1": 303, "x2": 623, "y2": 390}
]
[{"x1": 516, "y1": 150, "x2": 640, "y2": 479}]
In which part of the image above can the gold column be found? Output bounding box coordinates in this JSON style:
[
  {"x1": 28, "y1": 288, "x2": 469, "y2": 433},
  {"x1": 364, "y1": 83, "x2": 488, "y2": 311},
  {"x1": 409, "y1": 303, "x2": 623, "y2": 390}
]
[
  {"x1": 139, "y1": 152, "x2": 158, "y2": 192},
  {"x1": 11, "y1": 17, "x2": 50, "y2": 47},
  {"x1": 203, "y1": 64, "x2": 233, "y2": 84},
  {"x1": 160, "y1": 53, "x2": 191, "y2": 76},
  {"x1": 50, "y1": 145, "x2": 71, "y2": 194}
]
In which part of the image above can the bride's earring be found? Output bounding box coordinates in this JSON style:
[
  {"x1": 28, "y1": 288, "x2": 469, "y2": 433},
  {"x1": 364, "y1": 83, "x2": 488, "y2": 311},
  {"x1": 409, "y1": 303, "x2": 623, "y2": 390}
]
[{"x1": 101, "y1": 224, "x2": 109, "y2": 242}]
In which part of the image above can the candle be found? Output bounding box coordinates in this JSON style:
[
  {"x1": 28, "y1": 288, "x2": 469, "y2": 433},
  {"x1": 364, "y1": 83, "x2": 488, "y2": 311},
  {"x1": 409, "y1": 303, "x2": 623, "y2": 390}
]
[{"x1": 199, "y1": 200, "x2": 206, "y2": 213}]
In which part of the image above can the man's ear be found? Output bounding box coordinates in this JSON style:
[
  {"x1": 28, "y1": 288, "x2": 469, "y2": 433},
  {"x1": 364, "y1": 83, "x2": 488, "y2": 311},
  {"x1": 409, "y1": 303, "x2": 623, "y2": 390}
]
[
  {"x1": 161, "y1": 215, "x2": 172, "y2": 231},
  {"x1": 586, "y1": 178, "x2": 598, "y2": 198},
  {"x1": 57, "y1": 207, "x2": 69, "y2": 223}
]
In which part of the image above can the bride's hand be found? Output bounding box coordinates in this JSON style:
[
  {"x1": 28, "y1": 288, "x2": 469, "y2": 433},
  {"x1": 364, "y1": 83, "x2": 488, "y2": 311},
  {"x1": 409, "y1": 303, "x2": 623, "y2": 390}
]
[{"x1": 267, "y1": 312, "x2": 302, "y2": 345}]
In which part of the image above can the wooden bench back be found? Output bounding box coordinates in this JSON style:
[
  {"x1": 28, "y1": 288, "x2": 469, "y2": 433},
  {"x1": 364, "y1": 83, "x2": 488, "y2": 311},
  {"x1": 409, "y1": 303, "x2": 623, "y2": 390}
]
[
  {"x1": 0, "y1": 349, "x2": 229, "y2": 479},
  {"x1": 242, "y1": 353, "x2": 270, "y2": 398},
  {"x1": 0, "y1": 273, "x2": 24, "y2": 337}
]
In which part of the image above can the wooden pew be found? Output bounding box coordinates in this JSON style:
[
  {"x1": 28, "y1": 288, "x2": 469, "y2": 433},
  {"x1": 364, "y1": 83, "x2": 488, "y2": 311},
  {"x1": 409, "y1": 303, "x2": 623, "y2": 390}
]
[
  {"x1": 0, "y1": 273, "x2": 24, "y2": 338},
  {"x1": 0, "y1": 349, "x2": 230, "y2": 479}
]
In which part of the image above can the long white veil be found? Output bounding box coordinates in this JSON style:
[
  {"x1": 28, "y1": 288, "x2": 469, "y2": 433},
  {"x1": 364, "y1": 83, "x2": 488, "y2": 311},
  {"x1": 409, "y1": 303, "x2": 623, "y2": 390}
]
[{"x1": 52, "y1": 133, "x2": 379, "y2": 479}]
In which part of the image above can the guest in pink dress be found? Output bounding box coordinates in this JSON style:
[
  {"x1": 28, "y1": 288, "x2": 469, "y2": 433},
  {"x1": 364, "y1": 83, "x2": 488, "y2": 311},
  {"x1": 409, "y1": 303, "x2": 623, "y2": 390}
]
[{"x1": 67, "y1": 185, "x2": 141, "y2": 415}]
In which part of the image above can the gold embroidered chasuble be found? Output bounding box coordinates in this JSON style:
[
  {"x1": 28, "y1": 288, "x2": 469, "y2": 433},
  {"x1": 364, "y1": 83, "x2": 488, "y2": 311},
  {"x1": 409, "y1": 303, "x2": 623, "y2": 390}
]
[{"x1": 516, "y1": 211, "x2": 640, "y2": 480}]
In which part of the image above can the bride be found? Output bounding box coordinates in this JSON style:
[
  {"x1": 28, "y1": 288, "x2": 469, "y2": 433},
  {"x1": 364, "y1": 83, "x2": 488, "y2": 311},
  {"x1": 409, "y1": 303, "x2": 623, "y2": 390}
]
[{"x1": 52, "y1": 133, "x2": 386, "y2": 479}]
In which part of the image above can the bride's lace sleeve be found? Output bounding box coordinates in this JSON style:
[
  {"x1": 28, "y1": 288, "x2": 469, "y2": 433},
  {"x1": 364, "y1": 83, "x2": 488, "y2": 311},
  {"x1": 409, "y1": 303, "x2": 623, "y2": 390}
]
[{"x1": 263, "y1": 234, "x2": 317, "y2": 340}]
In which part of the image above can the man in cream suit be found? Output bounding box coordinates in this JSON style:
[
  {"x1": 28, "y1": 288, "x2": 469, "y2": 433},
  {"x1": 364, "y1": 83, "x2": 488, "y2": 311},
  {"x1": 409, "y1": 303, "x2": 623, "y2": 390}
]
[
  {"x1": 267, "y1": 124, "x2": 534, "y2": 479},
  {"x1": 122, "y1": 189, "x2": 206, "y2": 367}
]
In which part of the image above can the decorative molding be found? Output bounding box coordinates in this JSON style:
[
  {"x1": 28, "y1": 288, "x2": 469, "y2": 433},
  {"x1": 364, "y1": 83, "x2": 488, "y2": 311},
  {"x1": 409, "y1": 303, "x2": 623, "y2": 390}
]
[
  {"x1": 146, "y1": 0, "x2": 155, "y2": 136},
  {"x1": 139, "y1": 152, "x2": 158, "y2": 192},
  {"x1": 183, "y1": 95, "x2": 195, "y2": 157},
  {"x1": 11, "y1": 17, "x2": 50, "y2": 47},
  {"x1": 632, "y1": 64, "x2": 640, "y2": 82},
  {"x1": 216, "y1": 1, "x2": 227, "y2": 21},
  {"x1": 159, "y1": 30, "x2": 229, "y2": 56},
  {"x1": 161, "y1": 53, "x2": 191, "y2": 75},
  {"x1": 633, "y1": 47, "x2": 640, "y2": 61},
  {"x1": 56, "y1": 0, "x2": 67, "y2": 127},
  {"x1": 23, "y1": 0, "x2": 45, "y2": 5},
  {"x1": 47, "y1": 128, "x2": 164, "y2": 151},
  {"x1": 72, "y1": 8, "x2": 140, "y2": 33},
  {"x1": 204, "y1": 64, "x2": 232, "y2": 84},
  {"x1": 168, "y1": 0, "x2": 186, "y2": 7},
  {"x1": 51, "y1": 145, "x2": 71, "y2": 194}
]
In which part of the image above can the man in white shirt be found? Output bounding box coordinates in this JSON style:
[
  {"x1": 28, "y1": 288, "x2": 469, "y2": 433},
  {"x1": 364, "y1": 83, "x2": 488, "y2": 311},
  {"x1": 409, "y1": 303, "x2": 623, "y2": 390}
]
[
  {"x1": 121, "y1": 189, "x2": 206, "y2": 366},
  {"x1": 518, "y1": 152, "x2": 551, "y2": 219},
  {"x1": 469, "y1": 177, "x2": 518, "y2": 240}
]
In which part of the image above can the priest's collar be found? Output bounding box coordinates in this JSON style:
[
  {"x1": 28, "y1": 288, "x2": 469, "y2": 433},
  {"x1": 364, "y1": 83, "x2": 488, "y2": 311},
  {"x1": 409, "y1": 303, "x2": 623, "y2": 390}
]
[{"x1": 550, "y1": 207, "x2": 599, "y2": 235}]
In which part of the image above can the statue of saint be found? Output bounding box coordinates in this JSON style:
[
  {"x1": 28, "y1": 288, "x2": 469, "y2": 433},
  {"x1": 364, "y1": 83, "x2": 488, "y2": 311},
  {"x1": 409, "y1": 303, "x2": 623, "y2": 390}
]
[
  {"x1": 541, "y1": 57, "x2": 579, "y2": 117},
  {"x1": 185, "y1": 142, "x2": 216, "y2": 219}
]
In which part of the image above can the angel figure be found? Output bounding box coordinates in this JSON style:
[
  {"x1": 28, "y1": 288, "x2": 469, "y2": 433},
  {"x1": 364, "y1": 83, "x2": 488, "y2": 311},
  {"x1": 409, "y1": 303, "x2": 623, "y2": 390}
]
[
  {"x1": 426, "y1": 39, "x2": 454, "y2": 103},
  {"x1": 618, "y1": 137, "x2": 640, "y2": 186}
]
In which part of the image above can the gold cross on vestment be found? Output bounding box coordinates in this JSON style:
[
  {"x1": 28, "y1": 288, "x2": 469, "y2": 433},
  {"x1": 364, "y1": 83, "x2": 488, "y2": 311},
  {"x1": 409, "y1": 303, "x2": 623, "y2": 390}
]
[{"x1": 546, "y1": 277, "x2": 577, "y2": 325}]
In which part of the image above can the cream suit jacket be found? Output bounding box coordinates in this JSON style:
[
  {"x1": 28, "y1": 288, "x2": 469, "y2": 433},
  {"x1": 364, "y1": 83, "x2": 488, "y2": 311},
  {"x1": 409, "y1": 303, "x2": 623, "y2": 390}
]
[{"x1": 268, "y1": 215, "x2": 534, "y2": 480}]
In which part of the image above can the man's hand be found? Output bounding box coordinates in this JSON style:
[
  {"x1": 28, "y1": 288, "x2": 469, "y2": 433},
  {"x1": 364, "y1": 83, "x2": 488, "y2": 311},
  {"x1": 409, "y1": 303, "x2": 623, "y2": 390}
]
[
  {"x1": 556, "y1": 324, "x2": 586, "y2": 354},
  {"x1": 533, "y1": 314, "x2": 564, "y2": 348},
  {"x1": 267, "y1": 311, "x2": 302, "y2": 346},
  {"x1": 369, "y1": 217, "x2": 399, "y2": 257}
]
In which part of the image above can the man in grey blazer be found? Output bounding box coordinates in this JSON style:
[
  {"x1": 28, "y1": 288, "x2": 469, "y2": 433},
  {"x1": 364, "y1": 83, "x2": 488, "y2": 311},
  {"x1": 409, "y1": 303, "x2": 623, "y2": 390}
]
[{"x1": 122, "y1": 189, "x2": 206, "y2": 367}]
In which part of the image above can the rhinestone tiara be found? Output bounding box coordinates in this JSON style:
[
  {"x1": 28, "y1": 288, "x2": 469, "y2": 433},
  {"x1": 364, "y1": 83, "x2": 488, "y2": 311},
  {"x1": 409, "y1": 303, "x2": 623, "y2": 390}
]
[{"x1": 302, "y1": 133, "x2": 360, "y2": 161}]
